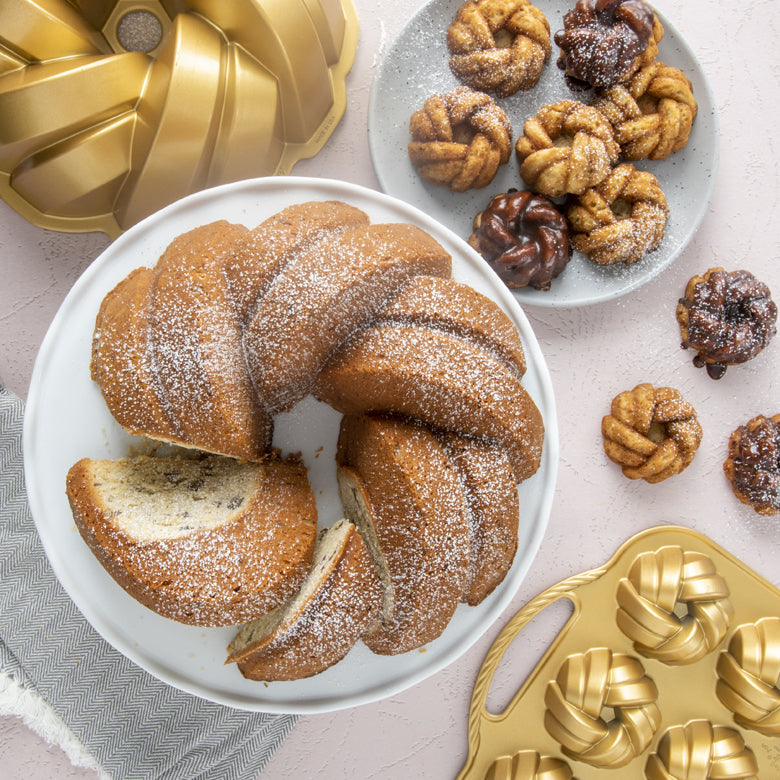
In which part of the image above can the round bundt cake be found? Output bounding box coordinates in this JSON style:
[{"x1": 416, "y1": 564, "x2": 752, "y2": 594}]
[
  {"x1": 0, "y1": 1, "x2": 358, "y2": 236},
  {"x1": 77, "y1": 198, "x2": 546, "y2": 678}
]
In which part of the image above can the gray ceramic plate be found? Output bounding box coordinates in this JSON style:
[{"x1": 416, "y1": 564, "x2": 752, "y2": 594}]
[{"x1": 368, "y1": 0, "x2": 719, "y2": 307}]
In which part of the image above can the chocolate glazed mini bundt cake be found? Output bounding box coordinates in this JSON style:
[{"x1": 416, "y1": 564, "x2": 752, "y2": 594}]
[{"x1": 76, "y1": 199, "x2": 545, "y2": 679}]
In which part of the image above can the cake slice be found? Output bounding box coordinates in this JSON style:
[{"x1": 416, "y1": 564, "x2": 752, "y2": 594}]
[
  {"x1": 66, "y1": 453, "x2": 318, "y2": 626},
  {"x1": 226, "y1": 518, "x2": 382, "y2": 681},
  {"x1": 336, "y1": 414, "x2": 471, "y2": 655}
]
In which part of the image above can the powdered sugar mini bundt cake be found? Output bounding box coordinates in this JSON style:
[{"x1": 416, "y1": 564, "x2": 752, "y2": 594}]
[{"x1": 72, "y1": 198, "x2": 546, "y2": 679}]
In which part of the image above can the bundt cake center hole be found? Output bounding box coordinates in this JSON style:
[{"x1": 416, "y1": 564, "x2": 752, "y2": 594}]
[
  {"x1": 612, "y1": 197, "x2": 633, "y2": 218},
  {"x1": 647, "y1": 421, "x2": 666, "y2": 443},
  {"x1": 116, "y1": 9, "x2": 163, "y2": 53},
  {"x1": 494, "y1": 28, "x2": 514, "y2": 48},
  {"x1": 453, "y1": 123, "x2": 476, "y2": 145}
]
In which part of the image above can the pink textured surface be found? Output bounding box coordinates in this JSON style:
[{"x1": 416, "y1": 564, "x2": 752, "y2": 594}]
[{"x1": 2, "y1": 0, "x2": 779, "y2": 776}]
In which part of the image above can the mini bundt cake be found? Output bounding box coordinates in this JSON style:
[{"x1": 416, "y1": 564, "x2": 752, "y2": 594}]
[
  {"x1": 77, "y1": 199, "x2": 545, "y2": 679},
  {"x1": 676, "y1": 268, "x2": 778, "y2": 380},
  {"x1": 66, "y1": 453, "x2": 318, "y2": 626},
  {"x1": 447, "y1": 0, "x2": 551, "y2": 97},
  {"x1": 723, "y1": 414, "x2": 780, "y2": 516},
  {"x1": 226, "y1": 518, "x2": 382, "y2": 681},
  {"x1": 514, "y1": 100, "x2": 620, "y2": 197},
  {"x1": 469, "y1": 189, "x2": 572, "y2": 290},
  {"x1": 602, "y1": 383, "x2": 702, "y2": 483},
  {"x1": 593, "y1": 61, "x2": 698, "y2": 160},
  {"x1": 566, "y1": 162, "x2": 668, "y2": 265},
  {"x1": 554, "y1": 0, "x2": 664, "y2": 90},
  {"x1": 408, "y1": 86, "x2": 513, "y2": 191}
]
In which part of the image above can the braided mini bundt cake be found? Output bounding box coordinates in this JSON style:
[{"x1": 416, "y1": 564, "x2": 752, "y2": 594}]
[
  {"x1": 566, "y1": 162, "x2": 669, "y2": 265},
  {"x1": 73, "y1": 198, "x2": 546, "y2": 679},
  {"x1": 593, "y1": 60, "x2": 698, "y2": 160},
  {"x1": 514, "y1": 99, "x2": 620, "y2": 197},
  {"x1": 601, "y1": 382, "x2": 702, "y2": 483},
  {"x1": 408, "y1": 86, "x2": 513, "y2": 192},
  {"x1": 446, "y1": 0, "x2": 552, "y2": 97}
]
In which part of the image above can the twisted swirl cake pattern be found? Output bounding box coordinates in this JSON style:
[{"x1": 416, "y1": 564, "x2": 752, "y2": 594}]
[
  {"x1": 447, "y1": 0, "x2": 552, "y2": 97},
  {"x1": 81, "y1": 198, "x2": 545, "y2": 670},
  {"x1": 408, "y1": 86, "x2": 513, "y2": 192},
  {"x1": 601, "y1": 383, "x2": 701, "y2": 483},
  {"x1": 543, "y1": 647, "x2": 661, "y2": 768}
]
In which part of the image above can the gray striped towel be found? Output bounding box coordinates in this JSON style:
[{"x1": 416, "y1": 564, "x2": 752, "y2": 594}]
[{"x1": 0, "y1": 384, "x2": 296, "y2": 779}]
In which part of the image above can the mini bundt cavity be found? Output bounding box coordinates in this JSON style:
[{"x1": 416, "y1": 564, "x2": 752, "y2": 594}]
[
  {"x1": 469, "y1": 189, "x2": 572, "y2": 290},
  {"x1": 676, "y1": 268, "x2": 778, "y2": 379}
]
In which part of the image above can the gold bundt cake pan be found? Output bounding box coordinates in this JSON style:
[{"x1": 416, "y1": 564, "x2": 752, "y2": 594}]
[
  {"x1": 0, "y1": 0, "x2": 358, "y2": 237},
  {"x1": 458, "y1": 526, "x2": 780, "y2": 779}
]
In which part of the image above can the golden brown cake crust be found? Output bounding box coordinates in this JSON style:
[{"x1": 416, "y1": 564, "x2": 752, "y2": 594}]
[
  {"x1": 243, "y1": 222, "x2": 452, "y2": 414},
  {"x1": 439, "y1": 432, "x2": 519, "y2": 605},
  {"x1": 408, "y1": 86, "x2": 513, "y2": 192},
  {"x1": 66, "y1": 454, "x2": 318, "y2": 626},
  {"x1": 447, "y1": 0, "x2": 551, "y2": 97},
  {"x1": 91, "y1": 266, "x2": 179, "y2": 442},
  {"x1": 375, "y1": 275, "x2": 527, "y2": 376},
  {"x1": 317, "y1": 324, "x2": 544, "y2": 482},
  {"x1": 602, "y1": 383, "x2": 702, "y2": 483},
  {"x1": 336, "y1": 414, "x2": 471, "y2": 655},
  {"x1": 150, "y1": 220, "x2": 273, "y2": 461},
  {"x1": 224, "y1": 200, "x2": 371, "y2": 325}
]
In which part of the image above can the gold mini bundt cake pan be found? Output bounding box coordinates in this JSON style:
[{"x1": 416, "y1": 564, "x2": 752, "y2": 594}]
[
  {"x1": 459, "y1": 526, "x2": 780, "y2": 779},
  {"x1": 0, "y1": 0, "x2": 358, "y2": 237}
]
